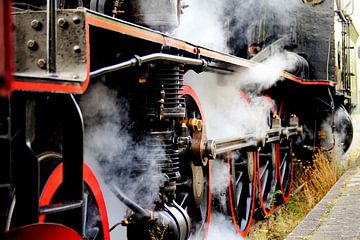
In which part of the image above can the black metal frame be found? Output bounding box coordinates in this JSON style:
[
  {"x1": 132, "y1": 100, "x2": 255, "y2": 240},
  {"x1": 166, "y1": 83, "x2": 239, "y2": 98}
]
[{"x1": 1, "y1": 93, "x2": 84, "y2": 235}]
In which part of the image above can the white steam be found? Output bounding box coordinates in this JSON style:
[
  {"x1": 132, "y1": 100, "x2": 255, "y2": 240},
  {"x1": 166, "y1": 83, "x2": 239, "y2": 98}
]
[
  {"x1": 185, "y1": 51, "x2": 298, "y2": 139},
  {"x1": 321, "y1": 107, "x2": 353, "y2": 161},
  {"x1": 208, "y1": 214, "x2": 244, "y2": 240},
  {"x1": 177, "y1": 0, "x2": 301, "y2": 52},
  {"x1": 80, "y1": 82, "x2": 166, "y2": 239},
  {"x1": 176, "y1": 0, "x2": 229, "y2": 52},
  {"x1": 211, "y1": 160, "x2": 229, "y2": 196}
]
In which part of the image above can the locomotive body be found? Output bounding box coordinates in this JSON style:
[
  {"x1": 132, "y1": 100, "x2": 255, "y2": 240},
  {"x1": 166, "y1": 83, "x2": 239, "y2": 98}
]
[{"x1": 0, "y1": 0, "x2": 357, "y2": 239}]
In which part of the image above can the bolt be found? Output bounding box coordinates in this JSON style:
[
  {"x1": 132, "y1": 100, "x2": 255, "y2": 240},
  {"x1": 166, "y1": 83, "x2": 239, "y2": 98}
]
[
  {"x1": 31, "y1": 19, "x2": 42, "y2": 30},
  {"x1": 37, "y1": 59, "x2": 46, "y2": 69},
  {"x1": 73, "y1": 74, "x2": 79, "y2": 79},
  {"x1": 73, "y1": 45, "x2": 81, "y2": 54},
  {"x1": 58, "y1": 18, "x2": 68, "y2": 28},
  {"x1": 27, "y1": 40, "x2": 38, "y2": 50},
  {"x1": 72, "y1": 16, "x2": 81, "y2": 24}
]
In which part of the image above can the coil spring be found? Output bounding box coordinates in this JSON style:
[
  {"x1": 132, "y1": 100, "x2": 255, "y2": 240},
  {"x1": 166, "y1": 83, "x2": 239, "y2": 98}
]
[{"x1": 148, "y1": 63, "x2": 185, "y2": 119}]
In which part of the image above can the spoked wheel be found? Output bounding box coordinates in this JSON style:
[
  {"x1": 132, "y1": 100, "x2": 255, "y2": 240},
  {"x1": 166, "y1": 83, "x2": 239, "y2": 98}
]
[
  {"x1": 276, "y1": 140, "x2": 293, "y2": 203},
  {"x1": 39, "y1": 162, "x2": 110, "y2": 240},
  {"x1": 257, "y1": 144, "x2": 277, "y2": 216},
  {"x1": 228, "y1": 151, "x2": 256, "y2": 237},
  {"x1": 180, "y1": 86, "x2": 211, "y2": 238},
  {"x1": 176, "y1": 162, "x2": 211, "y2": 239}
]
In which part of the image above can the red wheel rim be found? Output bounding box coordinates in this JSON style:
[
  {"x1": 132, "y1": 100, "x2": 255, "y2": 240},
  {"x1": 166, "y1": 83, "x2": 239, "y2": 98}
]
[
  {"x1": 276, "y1": 101, "x2": 293, "y2": 203},
  {"x1": 204, "y1": 160, "x2": 212, "y2": 239},
  {"x1": 276, "y1": 143, "x2": 293, "y2": 203},
  {"x1": 181, "y1": 86, "x2": 212, "y2": 238},
  {"x1": 3, "y1": 223, "x2": 82, "y2": 240},
  {"x1": 39, "y1": 163, "x2": 110, "y2": 240},
  {"x1": 257, "y1": 146, "x2": 277, "y2": 216},
  {"x1": 228, "y1": 152, "x2": 256, "y2": 237}
]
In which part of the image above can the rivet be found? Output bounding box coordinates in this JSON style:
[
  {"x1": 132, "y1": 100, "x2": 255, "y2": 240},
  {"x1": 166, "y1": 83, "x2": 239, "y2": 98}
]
[
  {"x1": 37, "y1": 59, "x2": 46, "y2": 69},
  {"x1": 27, "y1": 40, "x2": 38, "y2": 50},
  {"x1": 31, "y1": 19, "x2": 42, "y2": 30},
  {"x1": 73, "y1": 45, "x2": 81, "y2": 54},
  {"x1": 58, "y1": 18, "x2": 68, "y2": 28},
  {"x1": 72, "y1": 16, "x2": 81, "y2": 24},
  {"x1": 73, "y1": 74, "x2": 79, "y2": 79}
]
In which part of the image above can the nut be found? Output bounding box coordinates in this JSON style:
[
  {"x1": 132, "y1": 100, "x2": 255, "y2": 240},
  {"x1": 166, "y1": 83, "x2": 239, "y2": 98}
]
[
  {"x1": 72, "y1": 16, "x2": 81, "y2": 24},
  {"x1": 37, "y1": 59, "x2": 46, "y2": 69},
  {"x1": 31, "y1": 19, "x2": 42, "y2": 30},
  {"x1": 73, "y1": 45, "x2": 81, "y2": 54},
  {"x1": 58, "y1": 18, "x2": 68, "y2": 28},
  {"x1": 27, "y1": 40, "x2": 38, "y2": 50}
]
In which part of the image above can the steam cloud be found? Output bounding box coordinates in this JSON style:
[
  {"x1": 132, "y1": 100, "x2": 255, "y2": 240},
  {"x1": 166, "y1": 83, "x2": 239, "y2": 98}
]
[
  {"x1": 177, "y1": 0, "x2": 301, "y2": 52},
  {"x1": 80, "y1": 82, "x2": 166, "y2": 239},
  {"x1": 81, "y1": 1, "x2": 306, "y2": 239},
  {"x1": 184, "y1": 51, "x2": 298, "y2": 139},
  {"x1": 179, "y1": 2, "x2": 303, "y2": 239},
  {"x1": 321, "y1": 107, "x2": 354, "y2": 161}
]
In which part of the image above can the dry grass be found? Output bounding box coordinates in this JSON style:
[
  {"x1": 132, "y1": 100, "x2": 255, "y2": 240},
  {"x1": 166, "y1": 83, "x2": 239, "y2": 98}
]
[
  {"x1": 249, "y1": 114, "x2": 360, "y2": 239},
  {"x1": 249, "y1": 150, "x2": 338, "y2": 240}
]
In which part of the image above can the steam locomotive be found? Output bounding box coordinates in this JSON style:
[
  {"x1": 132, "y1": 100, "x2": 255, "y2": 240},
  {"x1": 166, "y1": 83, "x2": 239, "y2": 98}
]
[{"x1": 0, "y1": 0, "x2": 355, "y2": 239}]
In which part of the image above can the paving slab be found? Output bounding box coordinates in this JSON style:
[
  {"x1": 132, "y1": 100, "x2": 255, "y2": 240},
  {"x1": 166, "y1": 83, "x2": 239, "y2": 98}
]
[{"x1": 286, "y1": 166, "x2": 360, "y2": 240}]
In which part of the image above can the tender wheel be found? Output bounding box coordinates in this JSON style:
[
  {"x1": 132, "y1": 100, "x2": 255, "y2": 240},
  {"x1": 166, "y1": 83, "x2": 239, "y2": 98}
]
[
  {"x1": 228, "y1": 151, "x2": 256, "y2": 237},
  {"x1": 39, "y1": 163, "x2": 110, "y2": 240},
  {"x1": 276, "y1": 140, "x2": 293, "y2": 203},
  {"x1": 257, "y1": 144, "x2": 277, "y2": 216}
]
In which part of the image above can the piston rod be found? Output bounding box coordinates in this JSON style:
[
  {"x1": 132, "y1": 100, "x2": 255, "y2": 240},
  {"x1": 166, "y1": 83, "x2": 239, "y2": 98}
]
[
  {"x1": 205, "y1": 125, "x2": 302, "y2": 159},
  {"x1": 90, "y1": 53, "x2": 208, "y2": 78}
]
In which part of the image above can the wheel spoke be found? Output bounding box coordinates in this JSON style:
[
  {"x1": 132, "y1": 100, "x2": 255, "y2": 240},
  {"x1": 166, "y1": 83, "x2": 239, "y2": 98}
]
[
  {"x1": 83, "y1": 192, "x2": 89, "y2": 236},
  {"x1": 262, "y1": 170, "x2": 269, "y2": 194},
  {"x1": 281, "y1": 161, "x2": 287, "y2": 182},
  {"x1": 236, "y1": 182, "x2": 243, "y2": 206},
  {"x1": 236, "y1": 171, "x2": 244, "y2": 187},
  {"x1": 280, "y1": 153, "x2": 287, "y2": 169},
  {"x1": 180, "y1": 193, "x2": 189, "y2": 207},
  {"x1": 260, "y1": 161, "x2": 269, "y2": 179}
]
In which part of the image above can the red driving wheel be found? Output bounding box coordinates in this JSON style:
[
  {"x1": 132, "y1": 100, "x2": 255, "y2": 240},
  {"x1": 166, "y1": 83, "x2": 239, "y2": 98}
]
[{"x1": 39, "y1": 163, "x2": 110, "y2": 240}]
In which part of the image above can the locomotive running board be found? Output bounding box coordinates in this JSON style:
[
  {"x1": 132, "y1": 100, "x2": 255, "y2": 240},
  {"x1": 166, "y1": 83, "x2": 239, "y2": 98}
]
[{"x1": 11, "y1": 8, "x2": 336, "y2": 94}]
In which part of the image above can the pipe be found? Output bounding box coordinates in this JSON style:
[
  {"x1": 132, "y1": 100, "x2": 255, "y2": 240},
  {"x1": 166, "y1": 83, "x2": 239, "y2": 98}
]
[
  {"x1": 90, "y1": 53, "x2": 208, "y2": 78},
  {"x1": 107, "y1": 183, "x2": 150, "y2": 221}
]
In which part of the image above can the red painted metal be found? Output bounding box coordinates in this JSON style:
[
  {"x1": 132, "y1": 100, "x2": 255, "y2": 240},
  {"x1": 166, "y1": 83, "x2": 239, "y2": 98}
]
[
  {"x1": 39, "y1": 163, "x2": 110, "y2": 240},
  {"x1": 0, "y1": 0, "x2": 13, "y2": 96},
  {"x1": 228, "y1": 152, "x2": 256, "y2": 237},
  {"x1": 257, "y1": 148, "x2": 277, "y2": 216},
  {"x1": 180, "y1": 86, "x2": 212, "y2": 239},
  {"x1": 276, "y1": 143, "x2": 293, "y2": 203},
  {"x1": 2, "y1": 223, "x2": 82, "y2": 240},
  {"x1": 180, "y1": 85, "x2": 206, "y2": 122},
  {"x1": 205, "y1": 160, "x2": 212, "y2": 239}
]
